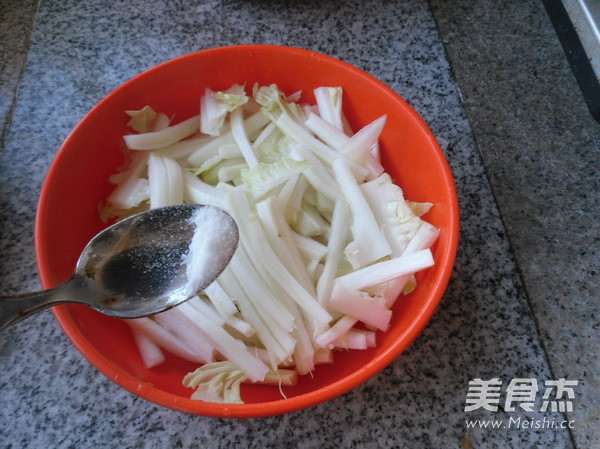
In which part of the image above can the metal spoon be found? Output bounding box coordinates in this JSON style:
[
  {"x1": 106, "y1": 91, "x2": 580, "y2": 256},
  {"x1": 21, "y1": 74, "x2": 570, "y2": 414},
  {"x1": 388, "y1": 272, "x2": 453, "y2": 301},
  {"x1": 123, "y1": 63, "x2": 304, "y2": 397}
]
[{"x1": 0, "y1": 204, "x2": 238, "y2": 331}]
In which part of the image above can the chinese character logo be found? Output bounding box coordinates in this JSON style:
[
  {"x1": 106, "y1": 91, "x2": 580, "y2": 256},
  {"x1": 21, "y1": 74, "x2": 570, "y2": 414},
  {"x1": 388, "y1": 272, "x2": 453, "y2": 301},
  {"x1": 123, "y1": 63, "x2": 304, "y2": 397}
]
[
  {"x1": 464, "y1": 377, "x2": 578, "y2": 413},
  {"x1": 541, "y1": 379, "x2": 578, "y2": 412},
  {"x1": 464, "y1": 378, "x2": 503, "y2": 412},
  {"x1": 505, "y1": 378, "x2": 538, "y2": 412}
]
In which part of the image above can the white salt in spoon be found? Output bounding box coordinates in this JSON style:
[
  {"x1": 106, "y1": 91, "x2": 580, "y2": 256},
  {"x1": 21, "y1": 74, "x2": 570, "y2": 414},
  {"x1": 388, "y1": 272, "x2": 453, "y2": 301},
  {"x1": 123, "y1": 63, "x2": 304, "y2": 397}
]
[{"x1": 0, "y1": 204, "x2": 238, "y2": 330}]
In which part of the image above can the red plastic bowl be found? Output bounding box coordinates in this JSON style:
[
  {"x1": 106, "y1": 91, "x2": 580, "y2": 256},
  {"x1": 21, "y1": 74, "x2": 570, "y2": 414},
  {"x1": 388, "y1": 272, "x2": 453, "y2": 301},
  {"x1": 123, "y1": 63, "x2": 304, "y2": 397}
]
[{"x1": 35, "y1": 45, "x2": 459, "y2": 418}]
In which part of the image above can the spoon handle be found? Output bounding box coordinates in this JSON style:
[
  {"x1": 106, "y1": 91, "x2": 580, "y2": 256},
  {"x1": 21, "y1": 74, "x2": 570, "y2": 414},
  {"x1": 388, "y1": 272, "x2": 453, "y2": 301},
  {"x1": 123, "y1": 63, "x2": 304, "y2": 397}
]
[{"x1": 0, "y1": 277, "x2": 87, "y2": 330}]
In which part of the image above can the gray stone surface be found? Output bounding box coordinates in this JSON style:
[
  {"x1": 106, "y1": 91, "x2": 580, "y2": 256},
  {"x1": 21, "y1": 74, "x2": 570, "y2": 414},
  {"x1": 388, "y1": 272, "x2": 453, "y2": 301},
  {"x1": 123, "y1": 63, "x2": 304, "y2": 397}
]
[
  {"x1": 429, "y1": 1, "x2": 600, "y2": 447},
  {"x1": 0, "y1": 0, "x2": 596, "y2": 448},
  {"x1": 0, "y1": 0, "x2": 38, "y2": 158}
]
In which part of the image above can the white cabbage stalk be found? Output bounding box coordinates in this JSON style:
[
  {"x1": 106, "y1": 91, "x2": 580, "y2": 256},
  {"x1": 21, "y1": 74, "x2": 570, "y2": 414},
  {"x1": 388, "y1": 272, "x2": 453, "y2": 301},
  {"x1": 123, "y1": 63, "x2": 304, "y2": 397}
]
[
  {"x1": 147, "y1": 154, "x2": 183, "y2": 208},
  {"x1": 106, "y1": 83, "x2": 440, "y2": 403},
  {"x1": 332, "y1": 157, "x2": 391, "y2": 268},
  {"x1": 241, "y1": 158, "x2": 311, "y2": 199},
  {"x1": 107, "y1": 152, "x2": 150, "y2": 209},
  {"x1": 187, "y1": 111, "x2": 269, "y2": 168},
  {"x1": 130, "y1": 325, "x2": 165, "y2": 368},
  {"x1": 360, "y1": 173, "x2": 426, "y2": 257},
  {"x1": 337, "y1": 115, "x2": 387, "y2": 165},
  {"x1": 201, "y1": 84, "x2": 248, "y2": 136},
  {"x1": 314, "y1": 86, "x2": 344, "y2": 131},
  {"x1": 328, "y1": 282, "x2": 392, "y2": 331},
  {"x1": 124, "y1": 115, "x2": 200, "y2": 150},
  {"x1": 333, "y1": 329, "x2": 376, "y2": 350}
]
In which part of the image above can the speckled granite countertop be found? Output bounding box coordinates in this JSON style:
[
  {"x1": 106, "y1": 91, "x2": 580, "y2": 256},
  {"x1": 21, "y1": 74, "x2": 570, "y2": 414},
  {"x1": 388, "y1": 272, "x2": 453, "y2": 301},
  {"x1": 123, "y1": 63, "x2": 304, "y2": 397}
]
[{"x1": 1, "y1": 1, "x2": 598, "y2": 448}]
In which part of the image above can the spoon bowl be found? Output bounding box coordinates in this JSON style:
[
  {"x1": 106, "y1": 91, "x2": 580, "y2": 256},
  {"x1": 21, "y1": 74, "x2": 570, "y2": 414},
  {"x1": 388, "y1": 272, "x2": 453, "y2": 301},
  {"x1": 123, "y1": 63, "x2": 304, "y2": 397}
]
[{"x1": 0, "y1": 204, "x2": 238, "y2": 330}]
